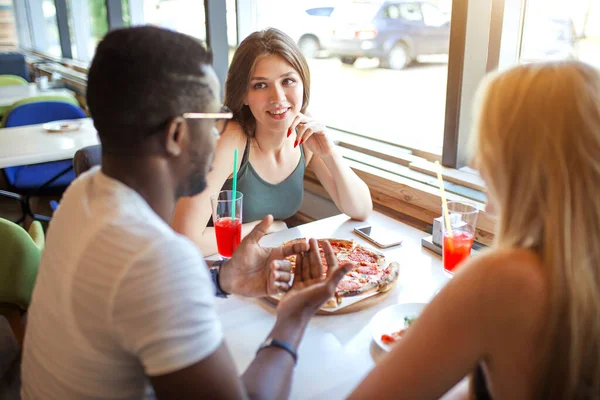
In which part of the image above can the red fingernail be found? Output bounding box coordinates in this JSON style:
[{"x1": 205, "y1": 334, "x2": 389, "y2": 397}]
[
  {"x1": 300, "y1": 139, "x2": 305, "y2": 145},
  {"x1": 287, "y1": 128, "x2": 291, "y2": 137},
  {"x1": 294, "y1": 140, "x2": 298, "y2": 148}
]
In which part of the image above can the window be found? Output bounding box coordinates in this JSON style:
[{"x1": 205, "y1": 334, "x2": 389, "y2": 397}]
[
  {"x1": 226, "y1": 0, "x2": 237, "y2": 47},
  {"x1": 132, "y1": 0, "x2": 207, "y2": 41},
  {"x1": 421, "y1": 3, "x2": 450, "y2": 27},
  {"x1": 236, "y1": 0, "x2": 453, "y2": 156},
  {"x1": 122, "y1": 0, "x2": 132, "y2": 26},
  {"x1": 399, "y1": 3, "x2": 423, "y2": 22},
  {"x1": 66, "y1": 0, "x2": 109, "y2": 62},
  {"x1": 383, "y1": 5, "x2": 401, "y2": 20},
  {"x1": 306, "y1": 7, "x2": 334, "y2": 17},
  {"x1": 519, "y1": 0, "x2": 598, "y2": 67},
  {"x1": 33, "y1": 0, "x2": 62, "y2": 58}
]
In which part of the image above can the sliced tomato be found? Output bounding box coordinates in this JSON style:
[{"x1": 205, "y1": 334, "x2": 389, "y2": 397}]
[{"x1": 381, "y1": 334, "x2": 396, "y2": 344}]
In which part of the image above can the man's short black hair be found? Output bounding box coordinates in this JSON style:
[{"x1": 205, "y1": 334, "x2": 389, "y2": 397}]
[{"x1": 87, "y1": 26, "x2": 214, "y2": 154}]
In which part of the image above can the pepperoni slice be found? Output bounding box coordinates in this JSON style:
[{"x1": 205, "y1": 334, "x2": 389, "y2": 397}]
[{"x1": 337, "y1": 279, "x2": 361, "y2": 291}]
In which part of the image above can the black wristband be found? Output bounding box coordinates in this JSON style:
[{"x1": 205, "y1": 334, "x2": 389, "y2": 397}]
[
  {"x1": 210, "y1": 260, "x2": 230, "y2": 298},
  {"x1": 257, "y1": 338, "x2": 298, "y2": 365}
]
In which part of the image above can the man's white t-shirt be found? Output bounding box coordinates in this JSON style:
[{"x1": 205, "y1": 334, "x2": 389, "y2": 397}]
[{"x1": 21, "y1": 167, "x2": 223, "y2": 399}]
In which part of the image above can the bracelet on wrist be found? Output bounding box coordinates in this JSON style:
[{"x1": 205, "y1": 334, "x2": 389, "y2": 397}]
[
  {"x1": 256, "y1": 338, "x2": 298, "y2": 365},
  {"x1": 209, "y1": 259, "x2": 230, "y2": 298}
]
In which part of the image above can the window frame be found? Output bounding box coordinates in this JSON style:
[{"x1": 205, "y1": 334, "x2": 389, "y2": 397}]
[{"x1": 55, "y1": 0, "x2": 73, "y2": 59}]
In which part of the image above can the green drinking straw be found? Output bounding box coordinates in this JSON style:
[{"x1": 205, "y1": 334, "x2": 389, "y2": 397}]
[{"x1": 231, "y1": 148, "x2": 239, "y2": 221}]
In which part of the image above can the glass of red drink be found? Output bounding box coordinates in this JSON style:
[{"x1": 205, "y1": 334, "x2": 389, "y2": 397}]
[
  {"x1": 210, "y1": 190, "x2": 243, "y2": 259},
  {"x1": 442, "y1": 201, "x2": 479, "y2": 275}
]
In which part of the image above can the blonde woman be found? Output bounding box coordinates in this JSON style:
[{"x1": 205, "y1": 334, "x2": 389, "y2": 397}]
[
  {"x1": 348, "y1": 61, "x2": 600, "y2": 399},
  {"x1": 172, "y1": 28, "x2": 372, "y2": 255}
]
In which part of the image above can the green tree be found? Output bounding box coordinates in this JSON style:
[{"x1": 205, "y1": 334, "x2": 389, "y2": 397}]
[{"x1": 88, "y1": 0, "x2": 108, "y2": 41}]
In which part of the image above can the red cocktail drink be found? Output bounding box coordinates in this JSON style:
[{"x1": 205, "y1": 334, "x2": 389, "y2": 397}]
[
  {"x1": 443, "y1": 231, "x2": 474, "y2": 274},
  {"x1": 214, "y1": 217, "x2": 242, "y2": 258}
]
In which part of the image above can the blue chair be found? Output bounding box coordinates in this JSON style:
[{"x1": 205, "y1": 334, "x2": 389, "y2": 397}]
[
  {"x1": 1, "y1": 101, "x2": 86, "y2": 224},
  {"x1": 0, "y1": 53, "x2": 28, "y2": 82}
]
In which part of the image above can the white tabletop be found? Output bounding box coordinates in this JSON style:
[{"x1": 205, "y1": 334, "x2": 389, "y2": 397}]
[
  {"x1": 0, "y1": 118, "x2": 99, "y2": 168},
  {"x1": 0, "y1": 83, "x2": 74, "y2": 107},
  {"x1": 215, "y1": 212, "x2": 449, "y2": 400}
]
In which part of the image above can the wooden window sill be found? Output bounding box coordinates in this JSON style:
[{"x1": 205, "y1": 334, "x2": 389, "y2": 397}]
[{"x1": 305, "y1": 160, "x2": 495, "y2": 246}]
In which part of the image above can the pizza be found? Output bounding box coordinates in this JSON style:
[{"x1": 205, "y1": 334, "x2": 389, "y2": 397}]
[{"x1": 280, "y1": 238, "x2": 400, "y2": 308}]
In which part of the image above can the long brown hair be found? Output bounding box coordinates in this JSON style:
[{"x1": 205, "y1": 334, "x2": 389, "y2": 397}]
[
  {"x1": 471, "y1": 61, "x2": 600, "y2": 399},
  {"x1": 224, "y1": 28, "x2": 311, "y2": 137}
]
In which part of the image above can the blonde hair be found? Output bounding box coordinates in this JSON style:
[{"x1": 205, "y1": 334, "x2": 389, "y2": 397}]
[
  {"x1": 224, "y1": 28, "x2": 311, "y2": 137},
  {"x1": 471, "y1": 61, "x2": 600, "y2": 398}
]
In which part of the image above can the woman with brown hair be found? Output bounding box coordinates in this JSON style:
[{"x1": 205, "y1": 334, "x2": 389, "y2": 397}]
[
  {"x1": 347, "y1": 61, "x2": 600, "y2": 399},
  {"x1": 172, "y1": 28, "x2": 372, "y2": 255}
]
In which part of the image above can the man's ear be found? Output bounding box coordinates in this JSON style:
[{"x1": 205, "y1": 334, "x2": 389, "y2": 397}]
[{"x1": 164, "y1": 116, "x2": 187, "y2": 157}]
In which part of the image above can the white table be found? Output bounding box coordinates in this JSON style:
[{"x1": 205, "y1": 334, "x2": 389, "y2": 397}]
[
  {"x1": 0, "y1": 83, "x2": 74, "y2": 108},
  {"x1": 0, "y1": 118, "x2": 99, "y2": 169},
  {"x1": 215, "y1": 212, "x2": 448, "y2": 400}
]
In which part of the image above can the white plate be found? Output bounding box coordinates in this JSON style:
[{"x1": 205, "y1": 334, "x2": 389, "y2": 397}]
[
  {"x1": 43, "y1": 120, "x2": 82, "y2": 132},
  {"x1": 370, "y1": 302, "x2": 427, "y2": 352}
]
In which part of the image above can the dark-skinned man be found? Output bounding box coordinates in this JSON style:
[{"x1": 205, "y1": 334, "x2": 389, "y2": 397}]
[{"x1": 21, "y1": 26, "x2": 351, "y2": 400}]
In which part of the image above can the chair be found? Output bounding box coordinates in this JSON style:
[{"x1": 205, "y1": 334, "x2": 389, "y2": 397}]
[
  {"x1": 0, "y1": 97, "x2": 86, "y2": 223},
  {"x1": 0, "y1": 218, "x2": 43, "y2": 311},
  {"x1": 0, "y1": 75, "x2": 28, "y2": 116},
  {"x1": 0, "y1": 75, "x2": 27, "y2": 87},
  {"x1": 0, "y1": 218, "x2": 43, "y2": 400},
  {"x1": 0, "y1": 53, "x2": 28, "y2": 82},
  {"x1": 73, "y1": 144, "x2": 102, "y2": 177},
  {"x1": 0, "y1": 93, "x2": 80, "y2": 128}
]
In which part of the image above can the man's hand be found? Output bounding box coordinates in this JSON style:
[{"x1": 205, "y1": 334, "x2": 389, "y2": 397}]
[
  {"x1": 218, "y1": 215, "x2": 309, "y2": 297},
  {"x1": 277, "y1": 239, "x2": 353, "y2": 320}
]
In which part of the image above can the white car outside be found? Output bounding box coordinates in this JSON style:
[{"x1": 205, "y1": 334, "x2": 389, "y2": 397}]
[{"x1": 253, "y1": 0, "x2": 339, "y2": 58}]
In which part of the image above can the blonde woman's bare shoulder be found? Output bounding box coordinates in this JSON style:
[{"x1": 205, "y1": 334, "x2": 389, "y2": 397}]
[
  {"x1": 466, "y1": 248, "x2": 548, "y2": 328},
  {"x1": 469, "y1": 248, "x2": 545, "y2": 294}
]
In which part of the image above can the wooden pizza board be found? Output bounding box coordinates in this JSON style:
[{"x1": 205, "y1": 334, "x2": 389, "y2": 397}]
[{"x1": 261, "y1": 277, "x2": 398, "y2": 316}]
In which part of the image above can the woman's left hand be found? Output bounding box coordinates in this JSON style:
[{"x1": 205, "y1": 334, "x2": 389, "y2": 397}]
[{"x1": 289, "y1": 113, "x2": 334, "y2": 157}]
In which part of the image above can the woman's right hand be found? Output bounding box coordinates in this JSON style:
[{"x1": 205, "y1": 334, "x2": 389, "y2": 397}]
[{"x1": 276, "y1": 239, "x2": 353, "y2": 321}]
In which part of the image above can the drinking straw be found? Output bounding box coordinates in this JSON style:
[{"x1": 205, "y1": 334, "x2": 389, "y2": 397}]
[
  {"x1": 231, "y1": 148, "x2": 239, "y2": 221},
  {"x1": 435, "y1": 161, "x2": 454, "y2": 249}
]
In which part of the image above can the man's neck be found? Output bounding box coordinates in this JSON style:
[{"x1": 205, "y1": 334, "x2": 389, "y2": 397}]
[{"x1": 101, "y1": 155, "x2": 177, "y2": 223}]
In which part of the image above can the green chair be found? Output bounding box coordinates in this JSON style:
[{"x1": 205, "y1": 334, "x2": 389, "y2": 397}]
[
  {"x1": 0, "y1": 93, "x2": 80, "y2": 128},
  {"x1": 0, "y1": 75, "x2": 27, "y2": 87},
  {"x1": 0, "y1": 75, "x2": 28, "y2": 117},
  {"x1": 0, "y1": 218, "x2": 44, "y2": 311}
]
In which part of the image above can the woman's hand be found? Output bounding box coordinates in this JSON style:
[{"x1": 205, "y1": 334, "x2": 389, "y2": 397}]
[
  {"x1": 289, "y1": 113, "x2": 334, "y2": 157},
  {"x1": 276, "y1": 239, "x2": 353, "y2": 321}
]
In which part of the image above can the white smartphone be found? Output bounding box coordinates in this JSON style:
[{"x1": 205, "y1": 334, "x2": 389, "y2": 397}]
[{"x1": 353, "y1": 225, "x2": 403, "y2": 249}]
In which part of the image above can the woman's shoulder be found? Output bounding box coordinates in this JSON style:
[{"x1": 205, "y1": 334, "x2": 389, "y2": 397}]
[
  {"x1": 469, "y1": 247, "x2": 545, "y2": 289},
  {"x1": 476, "y1": 246, "x2": 542, "y2": 274},
  {"x1": 464, "y1": 247, "x2": 548, "y2": 318},
  {"x1": 217, "y1": 120, "x2": 247, "y2": 151}
]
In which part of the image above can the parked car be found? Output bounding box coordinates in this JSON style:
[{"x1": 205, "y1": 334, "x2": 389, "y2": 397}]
[
  {"x1": 328, "y1": 0, "x2": 450, "y2": 70},
  {"x1": 297, "y1": 7, "x2": 336, "y2": 58},
  {"x1": 255, "y1": 3, "x2": 337, "y2": 58}
]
